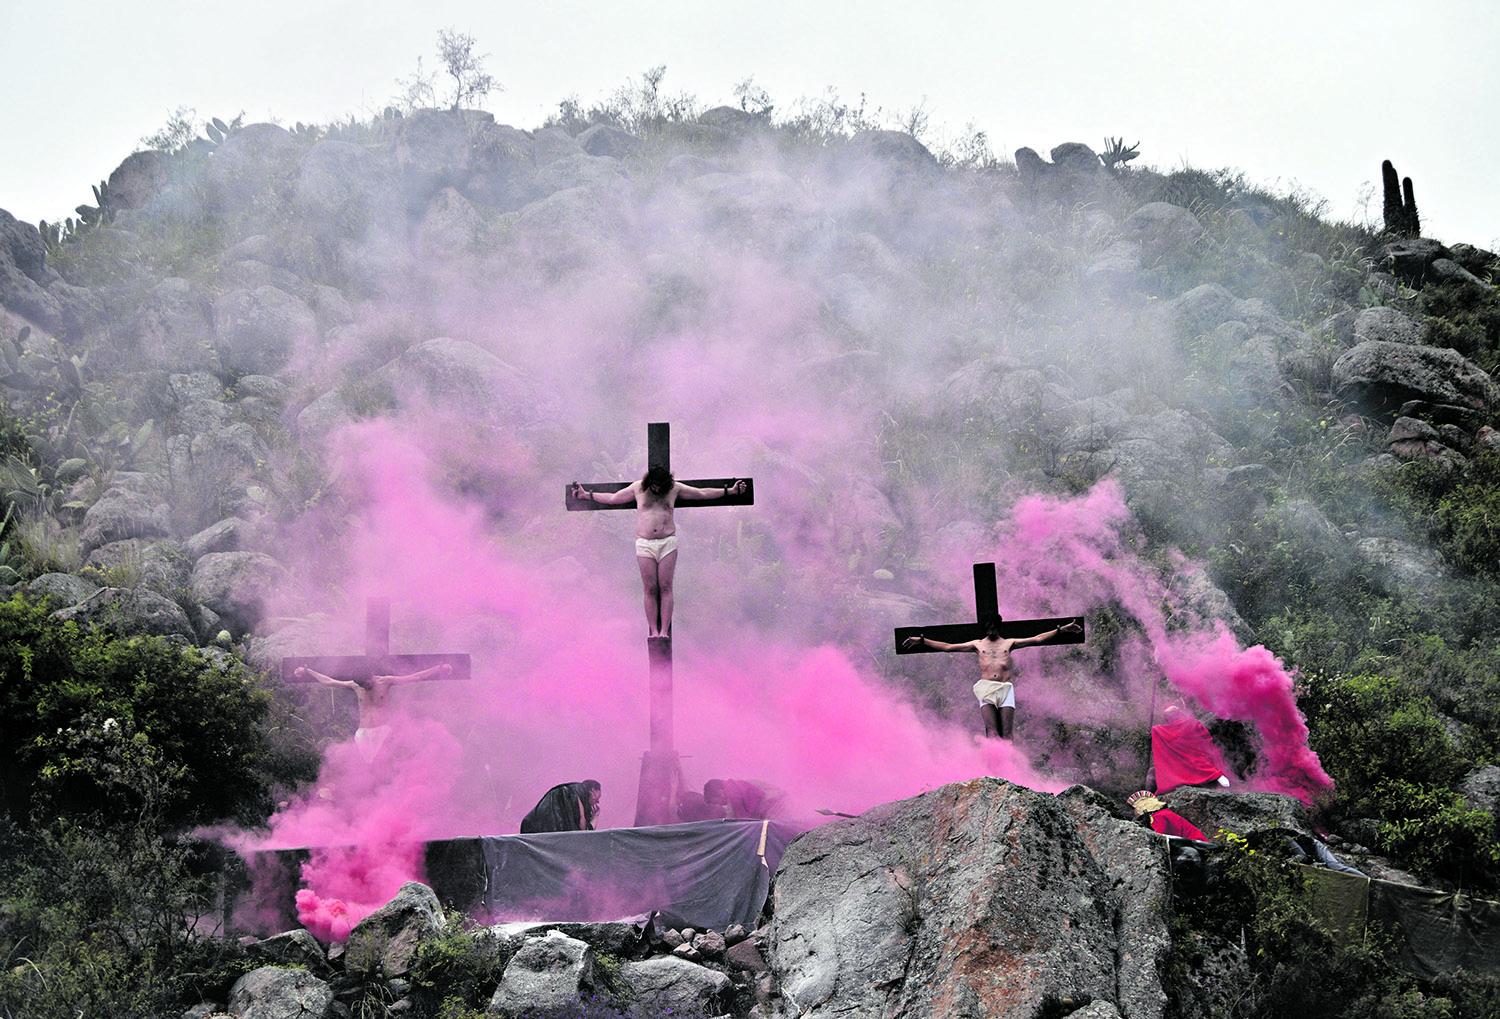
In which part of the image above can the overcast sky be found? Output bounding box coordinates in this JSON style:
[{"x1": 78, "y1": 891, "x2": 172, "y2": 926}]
[{"x1": 4, "y1": 1, "x2": 1498, "y2": 247}]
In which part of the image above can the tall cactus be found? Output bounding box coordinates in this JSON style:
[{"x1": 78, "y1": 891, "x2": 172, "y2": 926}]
[{"x1": 1382, "y1": 159, "x2": 1421, "y2": 237}]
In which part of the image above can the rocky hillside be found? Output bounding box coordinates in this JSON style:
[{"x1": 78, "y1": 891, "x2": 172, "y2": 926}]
[{"x1": 2, "y1": 91, "x2": 1500, "y2": 1017}]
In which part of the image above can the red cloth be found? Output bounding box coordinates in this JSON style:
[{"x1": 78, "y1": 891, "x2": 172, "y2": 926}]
[
  {"x1": 1151, "y1": 715, "x2": 1226, "y2": 794},
  {"x1": 1151, "y1": 808, "x2": 1209, "y2": 841}
]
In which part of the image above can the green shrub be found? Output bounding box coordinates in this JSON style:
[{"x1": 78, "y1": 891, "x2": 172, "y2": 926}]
[
  {"x1": 0, "y1": 594, "x2": 300, "y2": 828},
  {"x1": 1374, "y1": 779, "x2": 1500, "y2": 883}
]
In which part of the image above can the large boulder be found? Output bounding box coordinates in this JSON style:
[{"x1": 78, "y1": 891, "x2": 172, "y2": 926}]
[
  {"x1": 1163, "y1": 787, "x2": 1311, "y2": 838},
  {"x1": 51, "y1": 586, "x2": 196, "y2": 641},
  {"x1": 295, "y1": 140, "x2": 386, "y2": 232},
  {"x1": 79, "y1": 486, "x2": 171, "y2": 554},
  {"x1": 1121, "y1": 202, "x2": 1203, "y2": 259},
  {"x1": 372, "y1": 337, "x2": 533, "y2": 420},
  {"x1": 131, "y1": 277, "x2": 218, "y2": 371},
  {"x1": 845, "y1": 130, "x2": 939, "y2": 172},
  {"x1": 1332, "y1": 340, "x2": 1500, "y2": 413},
  {"x1": 25, "y1": 572, "x2": 101, "y2": 607},
  {"x1": 83, "y1": 538, "x2": 191, "y2": 594},
  {"x1": 393, "y1": 109, "x2": 474, "y2": 209},
  {"x1": 1057, "y1": 786, "x2": 1171, "y2": 1019},
  {"x1": 190, "y1": 552, "x2": 286, "y2": 632},
  {"x1": 0, "y1": 208, "x2": 69, "y2": 335},
  {"x1": 577, "y1": 123, "x2": 641, "y2": 160},
  {"x1": 1353, "y1": 306, "x2": 1424, "y2": 346},
  {"x1": 226, "y1": 966, "x2": 334, "y2": 1019},
  {"x1": 344, "y1": 881, "x2": 444, "y2": 977},
  {"x1": 616, "y1": 956, "x2": 732, "y2": 1019},
  {"x1": 185, "y1": 517, "x2": 252, "y2": 559},
  {"x1": 106, "y1": 150, "x2": 170, "y2": 211},
  {"x1": 487, "y1": 930, "x2": 598, "y2": 1017},
  {"x1": 415, "y1": 187, "x2": 484, "y2": 260},
  {"x1": 1460, "y1": 765, "x2": 1500, "y2": 817},
  {"x1": 213, "y1": 286, "x2": 317, "y2": 376},
  {"x1": 1355, "y1": 536, "x2": 1445, "y2": 594},
  {"x1": 769, "y1": 778, "x2": 1123, "y2": 1018},
  {"x1": 207, "y1": 123, "x2": 300, "y2": 213},
  {"x1": 247, "y1": 929, "x2": 328, "y2": 972}
]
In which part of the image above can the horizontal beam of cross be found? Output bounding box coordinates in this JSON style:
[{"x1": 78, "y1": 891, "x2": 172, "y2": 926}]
[
  {"x1": 280, "y1": 654, "x2": 471, "y2": 684},
  {"x1": 564, "y1": 478, "x2": 755, "y2": 511},
  {"x1": 892, "y1": 618, "x2": 1085, "y2": 654}
]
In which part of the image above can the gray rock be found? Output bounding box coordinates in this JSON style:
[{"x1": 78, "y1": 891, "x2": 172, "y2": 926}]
[
  {"x1": 1354, "y1": 306, "x2": 1424, "y2": 346},
  {"x1": 185, "y1": 517, "x2": 252, "y2": 559},
  {"x1": 1050, "y1": 141, "x2": 1102, "y2": 173},
  {"x1": 699, "y1": 105, "x2": 763, "y2": 130},
  {"x1": 248, "y1": 929, "x2": 327, "y2": 971},
  {"x1": 533, "y1": 152, "x2": 627, "y2": 195},
  {"x1": 213, "y1": 286, "x2": 317, "y2": 377},
  {"x1": 462, "y1": 122, "x2": 537, "y2": 209},
  {"x1": 1430, "y1": 257, "x2": 1486, "y2": 287},
  {"x1": 373, "y1": 337, "x2": 533, "y2": 422},
  {"x1": 692, "y1": 928, "x2": 726, "y2": 959},
  {"x1": 207, "y1": 123, "x2": 300, "y2": 213},
  {"x1": 79, "y1": 486, "x2": 170, "y2": 554},
  {"x1": 1383, "y1": 237, "x2": 1448, "y2": 285},
  {"x1": 345, "y1": 882, "x2": 444, "y2": 978},
  {"x1": 1164, "y1": 787, "x2": 1311, "y2": 838},
  {"x1": 295, "y1": 389, "x2": 356, "y2": 440},
  {"x1": 1166, "y1": 283, "x2": 1243, "y2": 336},
  {"x1": 577, "y1": 123, "x2": 641, "y2": 159},
  {"x1": 0, "y1": 208, "x2": 70, "y2": 336},
  {"x1": 1057, "y1": 786, "x2": 1170, "y2": 1019},
  {"x1": 132, "y1": 278, "x2": 218, "y2": 371},
  {"x1": 25, "y1": 572, "x2": 102, "y2": 607},
  {"x1": 52, "y1": 586, "x2": 196, "y2": 640},
  {"x1": 181, "y1": 1004, "x2": 224, "y2": 1019},
  {"x1": 170, "y1": 371, "x2": 225, "y2": 405},
  {"x1": 415, "y1": 187, "x2": 483, "y2": 259},
  {"x1": 83, "y1": 538, "x2": 190, "y2": 594},
  {"x1": 234, "y1": 375, "x2": 289, "y2": 402},
  {"x1": 106, "y1": 150, "x2": 169, "y2": 210},
  {"x1": 1355, "y1": 536, "x2": 1444, "y2": 593},
  {"x1": 1459, "y1": 765, "x2": 1500, "y2": 816},
  {"x1": 1479, "y1": 426, "x2": 1500, "y2": 454},
  {"x1": 190, "y1": 552, "x2": 286, "y2": 632},
  {"x1": 617, "y1": 956, "x2": 732, "y2": 1019},
  {"x1": 725, "y1": 931, "x2": 769, "y2": 973},
  {"x1": 770, "y1": 778, "x2": 1119, "y2": 1018},
  {"x1": 1331, "y1": 340, "x2": 1500, "y2": 413},
  {"x1": 307, "y1": 285, "x2": 354, "y2": 330},
  {"x1": 227, "y1": 965, "x2": 334, "y2": 1019},
  {"x1": 295, "y1": 140, "x2": 386, "y2": 230},
  {"x1": 670, "y1": 941, "x2": 701, "y2": 961},
  {"x1": 487, "y1": 930, "x2": 597, "y2": 1017},
  {"x1": 1449, "y1": 243, "x2": 1498, "y2": 279},
  {"x1": 1386, "y1": 415, "x2": 1443, "y2": 458},
  {"x1": 1121, "y1": 202, "x2": 1203, "y2": 259},
  {"x1": 846, "y1": 130, "x2": 939, "y2": 171},
  {"x1": 530, "y1": 125, "x2": 583, "y2": 165}
]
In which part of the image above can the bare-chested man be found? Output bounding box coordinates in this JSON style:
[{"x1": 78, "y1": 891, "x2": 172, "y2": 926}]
[
  {"x1": 903, "y1": 617, "x2": 1082, "y2": 739},
  {"x1": 571, "y1": 466, "x2": 747, "y2": 637},
  {"x1": 294, "y1": 662, "x2": 452, "y2": 757}
]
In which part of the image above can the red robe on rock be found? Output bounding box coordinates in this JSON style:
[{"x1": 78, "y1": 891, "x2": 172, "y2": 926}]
[
  {"x1": 1151, "y1": 808, "x2": 1209, "y2": 841},
  {"x1": 1151, "y1": 715, "x2": 1227, "y2": 794}
]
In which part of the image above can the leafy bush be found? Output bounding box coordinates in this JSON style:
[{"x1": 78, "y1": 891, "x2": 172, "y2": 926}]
[
  {"x1": 0, "y1": 594, "x2": 302, "y2": 828},
  {"x1": 1374, "y1": 779, "x2": 1499, "y2": 883}
]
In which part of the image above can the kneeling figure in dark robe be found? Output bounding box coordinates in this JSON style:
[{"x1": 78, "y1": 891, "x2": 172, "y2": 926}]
[{"x1": 520, "y1": 780, "x2": 601, "y2": 833}]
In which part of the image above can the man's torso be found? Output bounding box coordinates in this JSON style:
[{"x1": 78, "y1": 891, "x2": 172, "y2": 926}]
[
  {"x1": 974, "y1": 638, "x2": 1017, "y2": 682},
  {"x1": 635, "y1": 486, "x2": 678, "y2": 539}
]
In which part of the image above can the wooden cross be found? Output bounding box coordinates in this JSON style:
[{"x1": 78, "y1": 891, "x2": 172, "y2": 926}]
[
  {"x1": 893, "y1": 562, "x2": 1085, "y2": 653},
  {"x1": 280, "y1": 597, "x2": 472, "y2": 685},
  {"x1": 565, "y1": 422, "x2": 754, "y2": 826}
]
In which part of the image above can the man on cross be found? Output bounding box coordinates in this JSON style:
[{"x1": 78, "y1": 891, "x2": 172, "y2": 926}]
[
  {"x1": 294, "y1": 662, "x2": 452, "y2": 757},
  {"x1": 571, "y1": 467, "x2": 747, "y2": 637},
  {"x1": 904, "y1": 617, "x2": 1082, "y2": 739}
]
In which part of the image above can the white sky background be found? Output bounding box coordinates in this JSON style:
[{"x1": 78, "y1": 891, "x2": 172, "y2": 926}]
[{"x1": 3, "y1": 1, "x2": 1498, "y2": 247}]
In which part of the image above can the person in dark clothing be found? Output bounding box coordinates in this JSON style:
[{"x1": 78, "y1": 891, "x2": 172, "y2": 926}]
[
  {"x1": 520, "y1": 780, "x2": 601, "y2": 834},
  {"x1": 676, "y1": 791, "x2": 720, "y2": 822}
]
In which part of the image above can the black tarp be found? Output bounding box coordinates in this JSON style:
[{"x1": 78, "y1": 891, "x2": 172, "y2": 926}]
[
  {"x1": 1369, "y1": 879, "x2": 1500, "y2": 981},
  {"x1": 477, "y1": 818, "x2": 797, "y2": 930}
]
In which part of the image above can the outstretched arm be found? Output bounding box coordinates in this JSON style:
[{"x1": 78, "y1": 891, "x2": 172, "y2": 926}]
[
  {"x1": 295, "y1": 665, "x2": 359, "y2": 690},
  {"x1": 378, "y1": 663, "x2": 453, "y2": 685},
  {"x1": 1009, "y1": 620, "x2": 1083, "y2": 650},
  {"x1": 675, "y1": 479, "x2": 747, "y2": 500},
  {"x1": 902, "y1": 634, "x2": 978, "y2": 652},
  {"x1": 572, "y1": 480, "x2": 639, "y2": 506}
]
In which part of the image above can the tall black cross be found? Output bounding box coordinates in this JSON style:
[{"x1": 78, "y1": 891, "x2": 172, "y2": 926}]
[
  {"x1": 280, "y1": 597, "x2": 472, "y2": 685},
  {"x1": 893, "y1": 562, "x2": 1085, "y2": 653},
  {"x1": 566, "y1": 422, "x2": 754, "y2": 826}
]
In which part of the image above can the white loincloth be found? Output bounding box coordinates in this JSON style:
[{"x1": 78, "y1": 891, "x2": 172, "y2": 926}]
[
  {"x1": 972, "y1": 679, "x2": 1015, "y2": 709},
  {"x1": 354, "y1": 725, "x2": 391, "y2": 761}
]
